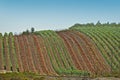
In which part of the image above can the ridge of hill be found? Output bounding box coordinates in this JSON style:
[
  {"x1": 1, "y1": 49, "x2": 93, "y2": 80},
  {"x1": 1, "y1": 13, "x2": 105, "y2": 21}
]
[{"x1": 0, "y1": 25, "x2": 120, "y2": 78}]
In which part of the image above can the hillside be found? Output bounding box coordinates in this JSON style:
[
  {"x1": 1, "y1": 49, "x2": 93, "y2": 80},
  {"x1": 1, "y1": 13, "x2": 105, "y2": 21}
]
[{"x1": 0, "y1": 25, "x2": 120, "y2": 78}]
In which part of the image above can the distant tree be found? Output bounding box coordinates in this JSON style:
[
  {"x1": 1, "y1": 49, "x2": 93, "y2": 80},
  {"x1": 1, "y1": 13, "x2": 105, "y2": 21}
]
[
  {"x1": 22, "y1": 31, "x2": 26, "y2": 35},
  {"x1": 22, "y1": 29, "x2": 30, "y2": 35},
  {"x1": 86, "y1": 23, "x2": 94, "y2": 27},
  {"x1": 106, "y1": 22, "x2": 109, "y2": 25},
  {"x1": 31, "y1": 27, "x2": 35, "y2": 33},
  {"x1": 96, "y1": 21, "x2": 101, "y2": 26},
  {"x1": 105, "y1": 22, "x2": 110, "y2": 26},
  {"x1": 26, "y1": 29, "x2": 29, "y2": 34}
]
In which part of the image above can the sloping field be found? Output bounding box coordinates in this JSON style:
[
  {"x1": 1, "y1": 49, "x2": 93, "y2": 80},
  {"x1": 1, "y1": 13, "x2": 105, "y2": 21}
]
[
  {"x1": 0, "y1": 26, "x2": 120, "y2": 77},
  {"x1": 58, "y1": 30, "x2": 111, "y2": 75},
  {"x1": 69, "y1": 26, "x2": 120, "y2": 75}
]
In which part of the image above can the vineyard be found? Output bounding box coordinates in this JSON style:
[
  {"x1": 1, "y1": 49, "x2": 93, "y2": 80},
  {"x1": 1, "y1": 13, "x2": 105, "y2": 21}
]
[{"x1": 0, "y1": 25, "x2": 120, "y2": 78}]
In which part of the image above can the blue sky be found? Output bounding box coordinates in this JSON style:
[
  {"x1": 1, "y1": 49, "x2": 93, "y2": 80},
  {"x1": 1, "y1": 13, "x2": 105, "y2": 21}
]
[{"x1": 0, "y1": 0, "x2": 120, "y2": 34}]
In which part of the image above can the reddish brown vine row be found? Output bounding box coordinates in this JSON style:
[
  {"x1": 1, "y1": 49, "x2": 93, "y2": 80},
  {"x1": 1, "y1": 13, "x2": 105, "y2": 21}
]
[
  {"x1": 33, "y1": 35, "x2": 48, "y2": 74},
  {"x1": 14, "y1": 36, "x2": 24, "y2": 72},
  {"x1": 17, "y1": 35, "x2": 29, "y2": 72},
  {"x1": 58, "y1": 32, "x2": 83, "y2": 70},
  {"x1": 27, "y1": 35, "x2": 42, "y2": 74},
  {"x1": 64, "y1": 32, "x2": 94, "y2": 72},
  {"x1": 39, "y1": 34, "x2": 60, "y2": 74},
  {"x1": 58, "y1": 31, "x2": 111, "y2": 74},
  {"x1": 73, "y1": 31, "x2": 111, "y2": 73},
  {"x1": 37, "y1": 35, "x2": 57, "y2": 75},
  {"x1": 62, "y1": 32, "x2": 89, "y2": 71},
  {"x1": 64, "y1": 31, "x2": 100, "y2": 73},
  {"x1": 30, "y1": 35, "x2": 44, "y2": 74},
  {"x1": 23, "y1": 35, "x2": 36, "y2": 73},
  {"x1": 61, "y1": 32, "x2": 95, "y2": 73}
]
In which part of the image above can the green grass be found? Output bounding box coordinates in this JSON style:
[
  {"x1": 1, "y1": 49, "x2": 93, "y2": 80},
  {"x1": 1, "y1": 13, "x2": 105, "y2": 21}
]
[{"x1": 0, "y1": 33, "x2": 4, "y2": 70}]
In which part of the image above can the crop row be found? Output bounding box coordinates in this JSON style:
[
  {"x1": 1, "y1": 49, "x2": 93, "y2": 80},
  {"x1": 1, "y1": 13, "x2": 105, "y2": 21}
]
[
  {"x1": 69, "y1": 26, "x2": 120, "y2": 73},
  {"x1": 0, "y1": 31, "x2": 90, "y2": 76},
  {"x1": 35, "y1": 30, "x2": 89, "y2": 76},
  {"x1": 57, "y1": 30, "x2": 111, "y2": 75}
]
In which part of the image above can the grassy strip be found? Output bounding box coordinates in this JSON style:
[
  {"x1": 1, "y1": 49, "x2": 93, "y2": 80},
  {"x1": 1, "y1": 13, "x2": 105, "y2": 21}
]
[
  {"x1": 3, "y1": 33, "x2": 12, "y2": 71},
  {"x1": 0, "y1": 33, "x2": 4, "y2": 70},
  {"x1": 9, "y1": 32, "x2": 19, "y2": 72}
]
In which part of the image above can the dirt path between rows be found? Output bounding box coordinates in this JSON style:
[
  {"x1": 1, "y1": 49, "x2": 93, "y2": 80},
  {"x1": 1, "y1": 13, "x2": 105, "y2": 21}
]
[{"x1": 91, "y1": 77, "x2": 120, "y2": 80}]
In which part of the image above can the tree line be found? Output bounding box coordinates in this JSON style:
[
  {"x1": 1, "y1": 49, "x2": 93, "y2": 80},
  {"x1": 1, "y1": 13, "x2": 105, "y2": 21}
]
[
  {"x1": 71, "y1": 21, "x2": 120, "y2": 27},
  {"x1": 22, "y1": 27, "x2": 35, "y2": 35}
]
